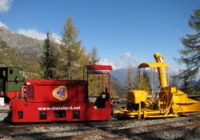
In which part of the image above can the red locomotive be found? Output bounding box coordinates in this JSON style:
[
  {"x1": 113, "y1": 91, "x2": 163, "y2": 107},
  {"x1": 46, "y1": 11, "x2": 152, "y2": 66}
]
[{"x1": 0, "y1": 65, "x2": 112, "y2": 123}]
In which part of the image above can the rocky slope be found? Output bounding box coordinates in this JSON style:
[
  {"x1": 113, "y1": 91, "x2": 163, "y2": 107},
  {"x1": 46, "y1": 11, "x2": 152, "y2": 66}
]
[{"x1": 0, "y1": 27, "x2": 43, "y2": 59}]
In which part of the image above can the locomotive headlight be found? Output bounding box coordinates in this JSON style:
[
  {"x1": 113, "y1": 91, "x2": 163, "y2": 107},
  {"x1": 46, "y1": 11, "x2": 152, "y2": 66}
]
[{"x1": 26, "y1": 82, "x2": 31, "y2": 85}]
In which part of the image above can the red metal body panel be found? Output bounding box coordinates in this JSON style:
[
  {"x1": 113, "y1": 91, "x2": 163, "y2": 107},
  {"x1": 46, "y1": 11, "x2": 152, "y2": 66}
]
[
  {"x1": 7, "y1": 91, "x2": 21, "y2": 99},
  {"x1": 25, "y1": 80, "x2": 87, "y2": 103},
  {"x1": 10, "y1": 99, "x2": 111, "y2": 123}
]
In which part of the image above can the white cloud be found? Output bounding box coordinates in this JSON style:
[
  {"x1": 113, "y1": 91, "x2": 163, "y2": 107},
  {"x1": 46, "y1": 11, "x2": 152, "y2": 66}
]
[
  {"x1": 17, "y1": 28, "x2": 46, "y2": 40},
  {"x1": 99, "y1": 52, "x2": 141, "y2": 70},
  {"x1": 98, "y1": 58, "x2": 118, "y2": 70},
  {"x1": 0, "y1": 21, "x2": 9, "y2": 29},
  {"x1": 120, "y1": 52, "x2": 132, "y2": 60},
  {"x1": 17, "y1": 28, "x2": 61, "y2": 43},
  {"x1": 120, "y1": 52, "x2": 141, "y2": 64},
  {"x1": 50, "y1": 33, "x2": 62, "y2": 44},
  {"x1": 0, "y1": 0, "x2": 12, "y2": 13},
  {"x1": 0, "y1": 21, "x2": 61, "y2": 43}
]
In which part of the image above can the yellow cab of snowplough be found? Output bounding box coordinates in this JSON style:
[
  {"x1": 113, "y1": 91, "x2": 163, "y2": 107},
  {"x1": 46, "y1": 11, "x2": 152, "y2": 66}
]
[
  {"x1": 127, "y1": 90, "x2": 148, "y2": 104},
  {"x1": 113, "y1": 53, "x2": 200, "y2": 119}
]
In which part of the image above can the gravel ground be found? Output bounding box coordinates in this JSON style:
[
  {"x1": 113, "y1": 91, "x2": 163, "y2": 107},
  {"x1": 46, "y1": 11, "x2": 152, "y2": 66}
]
[{"x1": 0, "y1": 107, "x2": 199, "y2": 140}]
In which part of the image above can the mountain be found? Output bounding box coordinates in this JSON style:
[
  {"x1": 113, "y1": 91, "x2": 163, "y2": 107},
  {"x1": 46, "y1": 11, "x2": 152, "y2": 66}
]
[
  {"x1": 111, "y1": 76, "x2": 127, "y2": 97},
  {"x1": 111, "y1": 67, "x2": 138, "y2": 86},
  {"x1": 111, "y1": 69, "x2": 128, "y2": 86},
  {"x1": 0, "y1": 27, "x2": 43, "y2": 59}
]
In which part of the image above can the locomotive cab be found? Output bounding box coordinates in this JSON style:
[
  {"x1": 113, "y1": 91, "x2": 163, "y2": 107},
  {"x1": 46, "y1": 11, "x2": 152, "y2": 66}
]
[
  {"x1": 86, "y1": 65, "x2": 112, "y2": 108},
  {"x1": 0, "y1": 67, "x2": 23, "y2": 104}
]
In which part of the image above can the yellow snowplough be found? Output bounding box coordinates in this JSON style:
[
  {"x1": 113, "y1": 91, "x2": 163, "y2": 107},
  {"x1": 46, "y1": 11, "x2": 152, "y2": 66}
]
[{"x1": 114, "y1": 53, "x2": 200, "y2": 119}]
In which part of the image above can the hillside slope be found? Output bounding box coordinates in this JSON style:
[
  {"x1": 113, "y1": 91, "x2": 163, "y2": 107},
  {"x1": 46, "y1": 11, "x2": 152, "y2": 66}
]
[
  {"x1": 0, "y1": 27, "x2": 43, "y2": 59},
  {"x1": 0, "y1": 41, "x2": 41, "y2": 78}
]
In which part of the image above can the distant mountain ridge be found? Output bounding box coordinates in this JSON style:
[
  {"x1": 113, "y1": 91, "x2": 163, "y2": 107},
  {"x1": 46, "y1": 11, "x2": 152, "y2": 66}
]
[
  {"x1": 111, "y1": 75, "x2": 127, "y2": 97},
  {"x1": 0, "y1": 27, "x2": 43, "y2": 59}
]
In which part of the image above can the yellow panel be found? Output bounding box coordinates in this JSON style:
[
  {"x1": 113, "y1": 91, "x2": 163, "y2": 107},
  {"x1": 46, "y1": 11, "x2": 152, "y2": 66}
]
[
  {"x1": 127, "y1": 90, "x2": 148, "y2": 104},
  {"x1": 170, "y1": 87, "x2": 177, "y2": 93}
]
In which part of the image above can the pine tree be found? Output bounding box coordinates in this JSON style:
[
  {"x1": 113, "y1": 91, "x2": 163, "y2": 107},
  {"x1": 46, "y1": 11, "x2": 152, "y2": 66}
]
[
  {"x1": 41, "y1": 32, "x2": 57, "y2": 79},
  {"x1": 60, "y1": 17, "x2": 89, "y2": 80},
  {"x1": 89, "y1": 47, "x2": 99, "y2": 65},
  {"x1": 138, "y1": 70, "x2": 151, "y2": 93},
  {"x1": 177, "y1": 9, "x2": 200, "y2": 93}
]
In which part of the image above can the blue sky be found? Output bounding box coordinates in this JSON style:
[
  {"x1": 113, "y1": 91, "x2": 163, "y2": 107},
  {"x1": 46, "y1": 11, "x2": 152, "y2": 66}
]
[{"x1": 0, "y1": 0, "x2": 200, "y2": 71}]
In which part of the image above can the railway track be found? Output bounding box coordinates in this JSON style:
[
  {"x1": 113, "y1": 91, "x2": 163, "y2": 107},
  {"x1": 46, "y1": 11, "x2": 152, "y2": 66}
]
[{"x1": 0, "y1": 113, "x2": 199, "y2": 140}]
